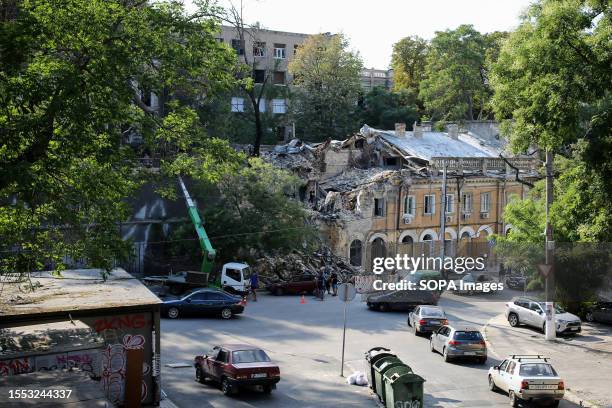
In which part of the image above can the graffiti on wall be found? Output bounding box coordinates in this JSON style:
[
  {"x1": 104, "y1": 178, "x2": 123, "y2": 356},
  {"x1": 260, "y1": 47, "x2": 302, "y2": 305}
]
[
  {"x1": 0, "y1": 358, "x2": 31, "y2": 376},
  {"x1": 1, "y1": 351, "x2": 100, "y2": 377}
]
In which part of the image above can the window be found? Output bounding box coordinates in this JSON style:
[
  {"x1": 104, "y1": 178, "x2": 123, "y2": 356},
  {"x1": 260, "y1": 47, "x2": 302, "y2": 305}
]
[
  {"x1": 462, "y1": 192, "x2": 472, "y2": 213},
  {"x1": 273, "y1": 71, "x2": 286, "y2": 85},
  {"x1": 349, "y1": 240, "x2": 362, "y2": 266},
  {"x1": 424, "y1": 194, "x2": 436, "y2": 215},
  {"x1": 519, "y1": 363, "x2": 557, "y2": 377},
  {"x1": 453, "y1": 331, "x2": 483, "y2": 341},
  {"x1": 374, "y1": 72, "x2": 386, "y2": 78},
  {"x1": 216, "y1": 349, "x2": 229, "y2": 363},
  {"x1": 404, "y1": 195, "x2": 416, "y2": 217},
  {"x1": 232, "y1": 350, "x2": 271, "y2": 364},
  {"x1": 383, "y1": 157, "x2": 398, "y2": 167},
  {"x1": 374, "y1": 198, "x2": 385, "y2": 217},
  {"x1": 253, "y1": 41, "x2": 266, "y2": 57},
  {"x1": 273, "y1": 43, "x2": 286, "y2": 59},
  {"x1": 293, "y1": 44, "x2": 300, "y2": 55},
  {"x1": 225, "y1": 268, "x2": 242, "y2": 281},
  {"x1": 445, "y1": 194, "x2": 455, "y2": 214},
  {"x1": 422, "y1": 234, "x2": 433, "y2": 241},
  {"x1": 230, "y1": 97, "x2": 244, "y2": 112},
  {"x1": 188, "y1": 292, "x2": 209, "y2": 301},
  {"x1": 507, "y1": 361, "x2": 516, "y2": 374},
  {"x1": 276, "y1": 126, "x2": 285, "y2": 141},
  {"x1": 253, "y1": 69, "x2": 265, "y2": 84},
  {"x1": 231, "y1": 39, "x2": 244, "y2": 55},
  {"x1": 257, "y1": 98, "x2": 266, "y2": 113},
  {"x1": 480, "y1": 192, "x2": 491, "y2": 213},
  {"x1": 271, "y1": 99, "x2": 286, "y2": 114}
]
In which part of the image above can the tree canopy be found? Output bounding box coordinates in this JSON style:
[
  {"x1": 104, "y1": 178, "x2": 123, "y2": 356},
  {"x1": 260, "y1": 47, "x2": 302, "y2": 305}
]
[
  {"x1": 358, "y1": 87, "x2": 418, "y2": 130},
  {"x1": 289, "y1": 33, "x2": 363, "y2": 141},
  {"x1": 390, "y1": 35, "x2": 428, "y2": 96},
  {"x1": 0, "y1": 0, "x2": 240, "y2": 276}
]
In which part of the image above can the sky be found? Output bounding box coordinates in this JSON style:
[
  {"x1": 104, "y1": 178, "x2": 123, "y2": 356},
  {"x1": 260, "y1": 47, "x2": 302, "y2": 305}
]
[{"x1": 187, "y1": 0, "x2": 534, "y2": 68}]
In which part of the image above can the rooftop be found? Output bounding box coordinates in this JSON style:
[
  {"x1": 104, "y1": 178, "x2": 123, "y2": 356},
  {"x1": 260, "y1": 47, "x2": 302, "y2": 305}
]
[{"x1": 0, "y1": 268, "x2": 161, "y2": 317}]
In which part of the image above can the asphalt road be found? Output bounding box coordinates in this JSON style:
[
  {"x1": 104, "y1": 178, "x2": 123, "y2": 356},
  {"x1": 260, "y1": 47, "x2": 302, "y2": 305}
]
[{"x1": 160, "y1": 289, "x2": 583, "y2": 407}]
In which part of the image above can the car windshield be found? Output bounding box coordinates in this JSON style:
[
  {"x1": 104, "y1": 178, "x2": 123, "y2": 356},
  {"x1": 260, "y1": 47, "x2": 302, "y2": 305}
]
[
  {"x1": 519, "y1": 363, "x2": 557, "y2": 377},
  {"x1": 232, "y1": 349, "x2": 271, "y2": 364},
  {"x1": 453, "y1": 331, "x2": 483, "y2": 341},
  {"x1": 421, "y1": 308, "x2": 445, "y2": 317}
]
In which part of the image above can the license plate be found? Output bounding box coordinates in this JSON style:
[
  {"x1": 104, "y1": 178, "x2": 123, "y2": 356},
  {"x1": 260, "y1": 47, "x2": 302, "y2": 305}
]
[
  {"x1": 571, "y1": 327, "x2": 579, "y2": 331},
  {"x1": 429, "y1": 320, "x2": 440, "y2": 324},
  {"x1": 530, "y1": 384, "x2": 557, "y2": 390},
  {"x1": 251, "y1": 373, "x2": 267, "y2": 378},
  {"x1": 463, "y1": 352, "x2": 476, "y2": 355}
]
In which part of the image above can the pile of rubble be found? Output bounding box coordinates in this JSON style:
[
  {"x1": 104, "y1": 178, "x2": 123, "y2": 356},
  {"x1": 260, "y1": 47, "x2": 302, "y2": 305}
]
[
  {"x1": 260, "y1": 139, "x2": 322, "y2": 180},
  {"x1": 253, "y1": 247, "x2": 361, "y2": 284}
]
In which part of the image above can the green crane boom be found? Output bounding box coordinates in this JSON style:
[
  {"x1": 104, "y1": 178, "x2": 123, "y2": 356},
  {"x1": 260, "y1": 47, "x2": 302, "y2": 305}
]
[{"x1": 178, "y1": 176, "x2": 216, "y2": 275}]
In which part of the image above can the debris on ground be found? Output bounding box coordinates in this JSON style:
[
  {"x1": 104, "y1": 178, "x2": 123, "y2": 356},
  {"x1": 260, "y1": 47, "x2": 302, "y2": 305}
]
[{"x1": 346, "y1": 371, "x2": 368, "y2": 386}]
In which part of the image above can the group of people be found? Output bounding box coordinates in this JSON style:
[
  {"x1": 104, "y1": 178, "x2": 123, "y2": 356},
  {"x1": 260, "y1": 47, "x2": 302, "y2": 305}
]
[{"x1": 315, "y1": 266, "x2": 338, "y2": 300}]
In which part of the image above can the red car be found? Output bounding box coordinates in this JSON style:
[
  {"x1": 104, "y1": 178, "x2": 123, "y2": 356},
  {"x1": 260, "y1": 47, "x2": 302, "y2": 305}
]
[
  {"x1": 194, "y1": 344, "x2": 280, "y2": 395},
  {"x1": 266, "y1": 273, "x2": 317, "y2": 295}
]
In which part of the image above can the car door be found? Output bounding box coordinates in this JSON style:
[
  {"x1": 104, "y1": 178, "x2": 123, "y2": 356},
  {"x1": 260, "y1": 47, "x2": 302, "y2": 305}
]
[
  {"x1": 188, "y1": 292, "x2": 213, "y2": 315},
  {"x1": 504, "y1": 361, "x2": 517, "y2": 392},
  {"x1": 513, "y1": 299, "x2": 530, "y2": 323},
  {"x1": 207, "y1": 292, "x2": 231, "y2": 312},
  {"x1": 411, "y1": 306, "x2": 420, "y2": 326},
  {"x1": 527, "y1": 302, "x2": 545, "y2": 328},
  {"x1": 431, "y1": 326, "x2": 443, "y2": 351},
  {"x1": 211, "y1": 348, "x2": 229, "y2": 380},
  {"x1": 435, "y1": 326, "x2": 449, "y2": 350},
  {"x1": 495, "y1": 360, "x2": 510, "y2": 391},
  {"x1": 204, "y1": 346, "x2": 220, "y2": 378}
]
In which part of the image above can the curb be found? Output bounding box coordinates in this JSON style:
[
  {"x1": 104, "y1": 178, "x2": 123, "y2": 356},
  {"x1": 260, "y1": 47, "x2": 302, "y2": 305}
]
[{"x1": 483, "y1": 315, "x2": 603, "y2": 408}]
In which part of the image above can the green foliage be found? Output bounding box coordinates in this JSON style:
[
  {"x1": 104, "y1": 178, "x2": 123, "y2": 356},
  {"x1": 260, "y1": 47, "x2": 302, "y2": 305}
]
[
  {"x1": 289, "y1": 34, "x2": 363, "y2": 141},
  {"x1": 182, "y1": 158, "x2": 317, "y2": 263},
  {"x1": 358, "y1": 87, "x2": 419, "y2": 129},
  {"x1": 391, "y1": 35, "x2": 428, "y2": 95},
  {"x1": 0, "y1": 0, "x2": 238, "y2": 276},
  {"x1": 419, "y1": 25, "x2": 495, "y2": 121}
]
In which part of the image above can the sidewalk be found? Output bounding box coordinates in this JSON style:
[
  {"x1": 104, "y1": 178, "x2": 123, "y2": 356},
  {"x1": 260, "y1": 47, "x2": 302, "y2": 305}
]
[{"x1": 484, "y1": 314, "x2": 612, "y2": 408}]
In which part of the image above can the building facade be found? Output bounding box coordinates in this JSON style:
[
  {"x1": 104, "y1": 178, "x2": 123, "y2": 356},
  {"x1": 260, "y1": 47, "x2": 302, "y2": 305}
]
[{"x1": 360, "y1": 68, "x2": 394, "y2": 92}]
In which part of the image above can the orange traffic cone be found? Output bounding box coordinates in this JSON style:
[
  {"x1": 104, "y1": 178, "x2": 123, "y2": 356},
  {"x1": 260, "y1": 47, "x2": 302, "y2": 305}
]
[{"x1": 300, "y1": 295, "x2": 305, "y2": 304}]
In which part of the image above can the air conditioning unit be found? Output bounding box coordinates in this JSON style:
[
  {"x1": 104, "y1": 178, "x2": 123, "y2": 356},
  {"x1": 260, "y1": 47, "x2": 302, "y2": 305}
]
[
  {"x1": 403, "y1": 215, "x2": 413, "y2": 225},
  {"x1": 462, "y1": 213, "x2": 471, "y2": 220},
  {"x1": 445, "y1": 216, "x2": 453, "y2": 223},
  {"x1": 480, "y1": 212, "x2": 489, "y2": 219}
]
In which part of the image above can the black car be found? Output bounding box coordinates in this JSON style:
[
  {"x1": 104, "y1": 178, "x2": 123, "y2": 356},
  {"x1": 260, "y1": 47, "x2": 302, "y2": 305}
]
[
  {"x1": 585, "y1": 302, "x2": 612, "y2": 324},
  {"x1": 161, "y1": 288, "x2": 245, "y2": 319},
  {"x1": 366, "y1": 289, "x2": 438, "y2": 312}
]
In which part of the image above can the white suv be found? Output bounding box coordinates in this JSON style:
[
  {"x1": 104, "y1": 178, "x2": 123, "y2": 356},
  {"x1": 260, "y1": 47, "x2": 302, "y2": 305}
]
[
  {"x1": 505, "y1": 297, "x2": 581, "y2": 334},
  {"x1": 488, "y1": 355, "x2": 564, "y2": 407}
]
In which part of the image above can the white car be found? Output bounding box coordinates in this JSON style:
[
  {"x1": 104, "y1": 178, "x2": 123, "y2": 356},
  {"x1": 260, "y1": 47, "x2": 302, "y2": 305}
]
[
  {"x1": 488, "y1": 355, "x2": 564, "y2": 407},
  {"x1": 505, "y1": 297, "x2": 581, "y2": 334}
]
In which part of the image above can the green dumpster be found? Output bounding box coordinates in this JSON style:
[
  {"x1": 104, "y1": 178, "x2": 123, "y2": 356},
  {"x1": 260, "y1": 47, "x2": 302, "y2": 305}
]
[
  {"x1": 372, "y1": 356, "x2": 404, "y2": 402},
  {"x1": 364, "y1": 347, "x2": 394, "y2": 392},
  {"x1": 382, "y1": 366, "x2": 425, "y2": 408}
]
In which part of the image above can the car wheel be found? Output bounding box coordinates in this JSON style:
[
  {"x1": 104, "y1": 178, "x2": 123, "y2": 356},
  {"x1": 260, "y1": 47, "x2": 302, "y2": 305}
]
[
  {"x1": 379, "y1": 303, "x2": 389, "y2": 312},
  {"x1": 509, "y1": 391, "x2": 520, "y2": 407},
  {"x1": 443, "y1": 348, "x2": 451, "y2": 363},
  {"x1": 508, "y1": 313, "x2": 519, "y2": 327},
  {"x1": 488, "y1": 375, "x2": 498, "y2": 391},
  {"x1": 195, "y1": 367, "x2": 206, "y2": 384},
  {"x1": 542, "y1": 323, "x2": 546, "y2": 333},
  {"x1": 430, "y1": 339, "x2": 436, "y2": 353},
  {"x1": 407, "y1": 316, "x2": 412, "y2": 327},
  {"x1": 413, "y1": 324, "x2": 419, "y2": 336},
  {"x1": 221, "y1": 377, "x2": 233, "y2": 396},
  {"x1": 221, "y1": 308, "x2": 233, "y2": 320},
  {"x1": 478, "y1": 357, "x2": 487, "y2": 365},
  {"x1": 274, "y1": 287, "x2": 284, "y2": 296},
  {"x1": 167, "y1": 307, "x2": 180, "y2": 319},
  {"x1": 550, "y1": 401, "x2": 560, "y2": 408},
  {"x1": 263, "y1": 385, "x2": 273, "y2": 394},
  {"x1": 585, "y1": 311, "x2": 594, "y2": 322}
]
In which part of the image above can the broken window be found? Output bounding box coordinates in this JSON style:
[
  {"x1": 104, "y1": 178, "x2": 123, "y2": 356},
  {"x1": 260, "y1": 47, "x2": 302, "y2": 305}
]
[
  {"x1": 294, "y1": 44, "x2": 300, "y2": 56},
  {"x1": 253, "y1": 69, "x2": 265, "y2": 84},
  {"x1": 231, "y1": 39, "x2": 245, "y2": 55},
  {"x1": 404, "y1": 195, "x2": 415, "y2": 216},
  {"x1": 480, "y1": 192, "x2": 491, "y2": 213},
  {"x1": 276, "y1": 126, "x2": 285, "y2": 141},
  {"x1": 230, "y1": 97, "x2": 244, "y2": 112},
  {"x1": 445, "y1": 194, "x2": 454, "y2": 214},
  {"x1": 424, "y1": 194, "x2": 436, "y2": 215},
  {"x1": 371, "y1": 238, "x2": 386, "y2": 267},
  {"x1": 273, "y1": 43, "x2": 286, "y2": 59},
  {"x1": 462, "y1": 192, "x2": 472, "y2": 213},
  {"x1": 349, "y1": 240, "x2": 362, "y2": 266},
  {"x1": 272, "y1": 99, "x2": 286, "y2": 114},
  {"x1": 273, "y1": 71, "x2": 286, "y2": 85},
  {"x1": 383, "y1": 157, "x2": 398, "y2": 167},
  {"x1": 374, "y1": 198, "x2": 385, "y2": 217},
  {"x1": 253, "y1": 41, "x2": 266, "y2": 57}
]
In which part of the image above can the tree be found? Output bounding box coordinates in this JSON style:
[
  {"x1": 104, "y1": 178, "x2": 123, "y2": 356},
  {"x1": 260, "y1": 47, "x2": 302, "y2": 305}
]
[
  {"x1": 419, "y1": 25, "x2": 492, "y2": 122},
  {"x1": 0, "y1": 0, "x2": 239, "y2": 277},
  {"x1": 358, "y1": 87, "x2": 418, "y2": 130},
  {"x1": 390, "y1": 35, "x2": 428, "y2": 96},
  {"x1": 289, "y1": 33, "x2": 363, "y2": 141}
]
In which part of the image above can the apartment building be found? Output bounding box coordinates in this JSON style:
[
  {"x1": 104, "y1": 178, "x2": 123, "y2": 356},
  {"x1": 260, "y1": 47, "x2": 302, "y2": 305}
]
[{"x1": 360, "y1": 68, "x2": 394, "y2": 92}]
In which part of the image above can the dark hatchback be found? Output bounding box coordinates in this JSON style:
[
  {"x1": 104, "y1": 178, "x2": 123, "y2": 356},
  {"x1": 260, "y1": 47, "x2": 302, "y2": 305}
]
[{"x1": 161, "y1": 288, "x2": 245, "y2": 319}]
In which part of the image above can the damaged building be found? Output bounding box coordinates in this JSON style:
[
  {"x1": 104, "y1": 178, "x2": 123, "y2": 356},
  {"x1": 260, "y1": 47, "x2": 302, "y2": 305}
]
[{"x1": 262, "y1": 121, "x2": 539, "y2": 274}]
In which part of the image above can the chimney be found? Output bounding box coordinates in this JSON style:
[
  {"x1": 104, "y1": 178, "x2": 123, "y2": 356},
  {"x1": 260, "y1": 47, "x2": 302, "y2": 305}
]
[
  {"x1": 413, "y1": 121, "x2": 423, "y2": 139},
  {"x1": 394, "y1": 122, "x2": 406, "y2": 137},
  {"x1": 447, "y1": 123, "x2": 459, "y2": 140}
]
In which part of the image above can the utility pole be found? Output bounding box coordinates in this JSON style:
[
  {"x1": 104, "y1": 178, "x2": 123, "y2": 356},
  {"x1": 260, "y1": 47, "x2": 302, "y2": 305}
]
[
  {"x1": 440, "y1": 160, "x2": 448, "y2": 261},
  {"x1": 544, "y1": 149, "x2": 556, "y2": 340}
]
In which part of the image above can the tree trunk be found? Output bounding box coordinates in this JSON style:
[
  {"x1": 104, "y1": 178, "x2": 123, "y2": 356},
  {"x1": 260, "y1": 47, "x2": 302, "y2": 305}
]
[{"x1": 253, "y1": 107, "x2": 263, "y2": 157}]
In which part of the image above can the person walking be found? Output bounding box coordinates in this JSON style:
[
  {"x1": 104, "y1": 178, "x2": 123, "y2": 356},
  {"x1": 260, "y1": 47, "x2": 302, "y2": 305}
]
[
  {"x1": 317, "y1": 270, "x2": 325, "y2": 301},
  {"x1": 330, "y1": 272, "x2": 338, "y2": 296},
  {"x1": 250, "y1": 271, "x2": 259, "y2": 302}
]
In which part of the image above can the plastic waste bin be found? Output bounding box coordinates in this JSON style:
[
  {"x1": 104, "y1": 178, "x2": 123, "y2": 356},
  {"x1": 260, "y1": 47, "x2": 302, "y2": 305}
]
[
  {"x1": 372, "y1": 356, "x2": 404, "y2": 402},
  {"x1": 382, "y1": 366, "x2": 425, "y2": 408},
  {"x1": 364, "y1": 347, "x2": 394, "y2": 392}
]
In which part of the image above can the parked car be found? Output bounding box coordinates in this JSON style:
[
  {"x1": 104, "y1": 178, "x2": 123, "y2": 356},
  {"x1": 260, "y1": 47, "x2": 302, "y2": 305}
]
[
  {"x1": 407, "y1": 305, "x2": 448, "y2": 336},
  {"x1": 194, "y1": 344, "x2": 280, "y2": 395},
  {"x1": 266, "y1": 273, "x2": 316, "y2": 296},
  {"x1": 584, "y1": 301, "x2": 612, "y2": 324},
  {"x1": 505, "y1": 275, "x2": 527, "y2": 290},
  {"x1": 488, "y1": 355, "x2": 564, "y2": 407},
  {"x1": 161, "y1": 288, "x2": 245, "y2": 319},
  {"x1": 429, "y1": 324, "x2": 487, "y2": 364},
  {"x1": 505, "y1": 297, "x2": 581, "y2": 334}
]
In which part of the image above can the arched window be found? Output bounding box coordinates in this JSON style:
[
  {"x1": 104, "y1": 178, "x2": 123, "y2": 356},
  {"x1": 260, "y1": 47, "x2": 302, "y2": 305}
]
[
  {"x1": 461, "y1": 232, "x2": 471, "y2": 240},
  {"x1": 422, "y1": 234, "x2": 433, "y2": 242},
  {"x1": 349, "y1": 240, "x2": 362, "y2": 266},
  {"x1": 401, "y1": 235, "x2": 414, "y2": 257},
  {"x1": 370, "y1": 238, "x2": 386, "y2": 269}
]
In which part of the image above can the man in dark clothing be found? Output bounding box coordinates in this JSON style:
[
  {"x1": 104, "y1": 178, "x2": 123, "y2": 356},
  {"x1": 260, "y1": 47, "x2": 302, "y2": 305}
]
[{"x1": 250, "y1": 271, "x2": 259, "y2": 301}]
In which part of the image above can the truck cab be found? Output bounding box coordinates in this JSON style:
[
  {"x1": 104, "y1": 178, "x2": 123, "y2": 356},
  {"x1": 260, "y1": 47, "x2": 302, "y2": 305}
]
[{"x1": 220, "y1": 263, "x2": 250, "y2": 295}]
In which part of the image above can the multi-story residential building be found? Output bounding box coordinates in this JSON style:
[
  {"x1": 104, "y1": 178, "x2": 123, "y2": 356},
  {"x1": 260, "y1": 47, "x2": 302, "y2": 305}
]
[{"x1": 360, "y1": 68, "x2": 393, "y2": 92}]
